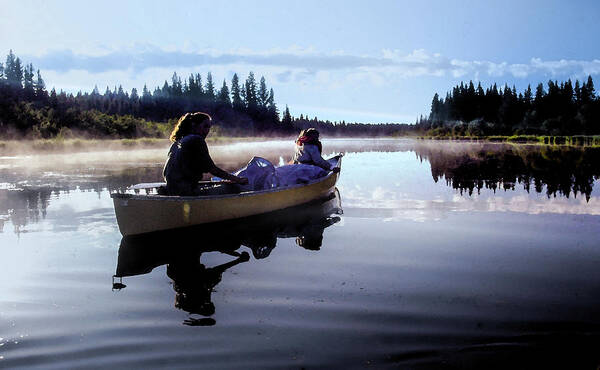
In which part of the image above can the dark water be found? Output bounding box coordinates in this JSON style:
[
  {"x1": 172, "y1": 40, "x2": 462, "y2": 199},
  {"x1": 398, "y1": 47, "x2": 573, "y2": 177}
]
[{"x1": 1, "y1": 139, "x2": 600, "y2": 369}]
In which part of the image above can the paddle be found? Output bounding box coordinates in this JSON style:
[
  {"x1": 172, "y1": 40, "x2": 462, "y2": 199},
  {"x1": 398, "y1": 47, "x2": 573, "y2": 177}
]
[{"x1": 127, "y1": 180, "x2": 232, "y2": 191}]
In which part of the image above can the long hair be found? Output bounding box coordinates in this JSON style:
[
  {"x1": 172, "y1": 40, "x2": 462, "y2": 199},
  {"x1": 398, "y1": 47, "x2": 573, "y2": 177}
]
[
  {"x1": 169, "y1": 112, "x2": 212, "y2": 142},
  {"x1": 295, "y1": 127, "x2": 322, "y2": 153}
]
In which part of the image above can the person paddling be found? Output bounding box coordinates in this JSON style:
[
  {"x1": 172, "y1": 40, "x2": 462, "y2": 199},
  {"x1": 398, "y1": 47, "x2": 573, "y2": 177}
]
[
  {"x1": 292, "y1": 128, "x2": 340, "y2": 172},
  {"x1": 163, "y1": 112, "x2": 248, "y2": 196}
]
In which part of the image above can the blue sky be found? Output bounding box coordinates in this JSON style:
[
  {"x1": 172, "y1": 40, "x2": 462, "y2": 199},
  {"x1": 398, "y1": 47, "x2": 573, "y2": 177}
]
[{"x1": 2, "y1": 0, "x2": 599, "y2": 123}]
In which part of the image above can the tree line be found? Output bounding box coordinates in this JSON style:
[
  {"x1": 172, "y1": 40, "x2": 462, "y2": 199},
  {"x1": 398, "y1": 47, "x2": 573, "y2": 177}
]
[
  {"x1": 0, "y1": 50, "x2": 413, "y2": 139},
  {"x1": 0, "y1": 50, "x2": 288, "y2": 138},
  {"x1": 417, "y1": 77, "x2": 600, "y2": 136},
  {"x1": 6, "y1": 49, "x2": 597, "y2": 140}
]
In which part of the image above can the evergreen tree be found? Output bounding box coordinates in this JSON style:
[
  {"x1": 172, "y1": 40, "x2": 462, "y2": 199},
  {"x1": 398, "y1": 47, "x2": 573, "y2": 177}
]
[
  {"x1": 587, "y1": 75, "x2": 595, "y2": 96},
  {"x1": 533, "y1": 82, "x2": 545, "y2": 123},
  {"x1": 49, "y1": 87, "x2": 58, "y2": 107},
  {"x1": 217, "y1": 79, "x2": 231, "y2": 107},
  {"x1": 581, "y1": 75, "x2": 595, "y2": 103},
  {"x1": 33, "y1": 69, "x2": 47, "y2": 100},
  {"x1": 161, "y1": 80, "x2": 170, "y2": 96},
  {"x1": 230, "y1": 73, "x2": 244, "y2": 111},
  {"x1": 23, "y1": 63, "x2": 35, "y2": 99},
  {"x1": 5, "y1": 50, "x2": 23, "y2": 87},
  {"x1": 574, "y1": 80, "x2": 582, "y2": 104},
  {"x1": 205, "y1": 72, "x2": 215, "y2": 102},
  {"x1": 267, "y1": 88, "x2": 278, "y2": 121},
  {"x1": 258, "y1": 76, "x2": 269, "y2": 108},
  {"x1": 240, "y1": 86, "x2": 247, "y2": 107},
  {"x1": 195, "y1": 73, "x2": 205, "y2": 97},
  {"x1": 142, "y1": 84, "x2": 151, "y2": 99},
  {"x1": 171, "y1": 72, "x2": 182, "y2": 96},
  {"x1": 523, "y1": 84, "x2": 532, "y2": 105},
  {"x1": 244, "y1": 72, "x2": 258, "y2": 110},
  {"x1": 429, "y1": 93, "x2": 441, "y2": 124},
  {"x1": 282, "y1": 105, "x2": 292, "y2": 127},
  {"x1": 187, "y1": 73, "x2": 198, "y2": 98},
  {"x1": 130, "y1": 87, "x2": 139, "y2": 101}
]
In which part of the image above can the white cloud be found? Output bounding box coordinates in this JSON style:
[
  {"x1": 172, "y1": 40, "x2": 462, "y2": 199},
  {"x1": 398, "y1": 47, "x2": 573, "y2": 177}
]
[
  {"x1": 530, "y1": 57, "x2": 600, "y2": 77},
  {"x1": 25, "y1": 46, "x2": 600, "y2": 83}
]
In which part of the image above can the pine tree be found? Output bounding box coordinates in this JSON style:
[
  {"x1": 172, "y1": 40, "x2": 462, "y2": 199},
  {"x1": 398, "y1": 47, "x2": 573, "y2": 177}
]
[
  {"x1": 230, "y1": 73, "x2": 244, "y2": 111},
  {"x1": 187, "y1": 73, "x2": 198, "y2": 98},
  {"x1": 258, "y1": 76, "x2": 269, "y2": 108},
  {"x1": 162, "y1": 80, "x2": 170, "y2": 96},
  {"x1": 430, "y1": 93, "x2": 441, "y2": 123},
  {"x1": 33, "y1": 69, "x2": 47, "y2": 100},
  {"x1": 142, "y1": 84, "x2": 150, "y2": 98},
  {"x1": 523, "y1": 84, "x2": 532, "y2": 105},
  {"x1": 195, "y1": 73, "x2": 204, "y2": 97},
  {"x1": 171, "y1": 72, "x2": 182, "y2": 96},
  {"x1": 5, "y1": 50, "x2": 23, "y2": 87},
  {"x1": 282, "y1": 105, "x2": 292, "y2": 127},
  {"x1": 49, "y1": 87, "x2": 58, "y2": 107},
  {"x1": 574, "y1": 80, "x2": 582, "y2": 104},
  {"x1": 23, "y1": 63, "x2": 35, "y2": 99},
  {"x1": 205, "y1": 72, "x2": 215, "y2": 102},
  {"x1": 130, "y1": 87, "x2": 139, "y2": 101},
  {"x1": 581, "y1": 75, "x2": 595, "y2": 103},
  {"x1": 217, "y1": 79, "x2": 231, "y2": 107},
  {"x1": 244, "y1": 72, "x2": 258, "y2": 110},
  {"x1": 267, "y1": 88, "x2": 278, "y2": 121},
  {"x1": 141, "y1": 84, "x2": 152, "y2": 111}
]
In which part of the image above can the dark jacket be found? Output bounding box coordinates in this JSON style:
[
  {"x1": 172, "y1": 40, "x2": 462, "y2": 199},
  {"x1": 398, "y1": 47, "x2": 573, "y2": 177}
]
[{"x1": 163, "y1": 135, "x2": 215, "y2": 195}]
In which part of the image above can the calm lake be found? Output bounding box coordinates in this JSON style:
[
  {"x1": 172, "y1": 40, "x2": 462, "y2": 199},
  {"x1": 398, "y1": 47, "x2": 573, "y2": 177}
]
[{"x1": 1, "y1": 139, "x2": 599, "y2": 369}]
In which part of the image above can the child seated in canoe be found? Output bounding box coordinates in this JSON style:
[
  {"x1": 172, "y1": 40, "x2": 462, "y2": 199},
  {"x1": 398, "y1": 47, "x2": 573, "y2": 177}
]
[
  {"x1": 292, "y1": 128, "x2": 340, "y2": 173},
  {"x1": 162, "y1": 112, "x2": 248, "y2": 195}
]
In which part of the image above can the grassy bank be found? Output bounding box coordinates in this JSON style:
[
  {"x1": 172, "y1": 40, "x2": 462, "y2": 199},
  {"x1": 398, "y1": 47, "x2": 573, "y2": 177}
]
[{"x1": 416, "y1": 135, "x2": 600, "y2": 147}]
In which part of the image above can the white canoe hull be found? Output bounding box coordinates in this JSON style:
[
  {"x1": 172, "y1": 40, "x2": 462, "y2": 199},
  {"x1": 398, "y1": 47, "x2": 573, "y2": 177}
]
[{"x1": 111, "y1": 158, "x2": 341, "y2": 236}]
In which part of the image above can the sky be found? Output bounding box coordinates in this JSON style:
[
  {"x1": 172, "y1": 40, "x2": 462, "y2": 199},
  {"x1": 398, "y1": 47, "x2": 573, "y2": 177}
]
[{"x1": 2, "y1": 0, "x2": 599, "y2": 124}]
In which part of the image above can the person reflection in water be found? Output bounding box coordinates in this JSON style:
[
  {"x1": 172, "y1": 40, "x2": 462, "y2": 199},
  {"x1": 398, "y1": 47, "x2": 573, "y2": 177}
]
[
  {"x1": 292, "y1": 128, "x2": 340, "y2": 173},
  {"x1": 162, "y1": 112, "x2": 248, "y2": 196},
  {"x1": 244, "y1": 232, "x2": 277, "y2": 260},
  {"x1": 295, "y1": 216, "x2": 341, "y2": 251},
  {"x1": 167, "y1": 248, "x2": 249, "y2": 326}
]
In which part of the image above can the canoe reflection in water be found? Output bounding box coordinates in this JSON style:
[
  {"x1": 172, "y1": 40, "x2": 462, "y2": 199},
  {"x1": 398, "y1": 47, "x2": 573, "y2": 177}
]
[{"x1": 113, "y1": 189, "x2": 342, "y2": 326}]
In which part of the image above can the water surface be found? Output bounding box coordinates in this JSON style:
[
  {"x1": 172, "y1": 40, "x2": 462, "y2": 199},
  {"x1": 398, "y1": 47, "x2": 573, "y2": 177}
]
[{"x1": 1, "y1": 139, "x2": 599, "y2": 369}]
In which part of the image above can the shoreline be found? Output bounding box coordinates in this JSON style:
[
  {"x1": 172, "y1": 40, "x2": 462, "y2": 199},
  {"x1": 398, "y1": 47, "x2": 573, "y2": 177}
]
[{"x1": 2, "y1": 134, "x2": 599, "y2": 156}]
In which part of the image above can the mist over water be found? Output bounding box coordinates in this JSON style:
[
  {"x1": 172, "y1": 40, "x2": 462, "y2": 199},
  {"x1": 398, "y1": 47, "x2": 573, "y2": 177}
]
[{"x1": 1, "y1": 139, "x2": 600, "y2": 368}]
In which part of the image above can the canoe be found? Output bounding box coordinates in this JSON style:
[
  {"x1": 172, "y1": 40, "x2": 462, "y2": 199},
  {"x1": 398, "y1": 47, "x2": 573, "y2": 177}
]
[
  {"x1": 113, "y1": 189, "x2": 342, "y2": 281},
  {"x1": 110, "y1": 155, "x2": 342, "y2": 236}
]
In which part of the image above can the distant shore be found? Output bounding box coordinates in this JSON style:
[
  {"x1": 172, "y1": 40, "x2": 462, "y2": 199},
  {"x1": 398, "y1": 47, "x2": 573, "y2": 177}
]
[{"x1": 3, "y1": 134, "x2": 600, "y2": 156}]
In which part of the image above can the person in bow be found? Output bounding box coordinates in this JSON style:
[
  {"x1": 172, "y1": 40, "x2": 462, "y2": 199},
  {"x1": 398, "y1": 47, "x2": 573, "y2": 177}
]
[{"x1": 291, "y1": 128, "x2": 339, "y2": 172}]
